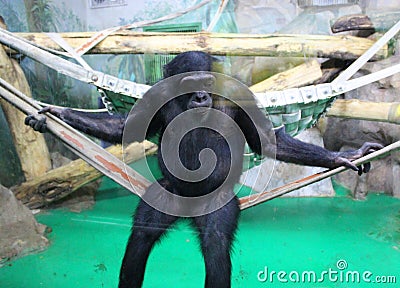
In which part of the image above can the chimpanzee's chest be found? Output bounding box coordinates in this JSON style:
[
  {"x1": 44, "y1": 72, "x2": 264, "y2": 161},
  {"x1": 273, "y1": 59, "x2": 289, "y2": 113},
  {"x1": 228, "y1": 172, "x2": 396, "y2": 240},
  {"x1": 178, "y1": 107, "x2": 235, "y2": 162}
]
[{"x1": 157, "y1": 127, "x2": 245, "y2": 193}]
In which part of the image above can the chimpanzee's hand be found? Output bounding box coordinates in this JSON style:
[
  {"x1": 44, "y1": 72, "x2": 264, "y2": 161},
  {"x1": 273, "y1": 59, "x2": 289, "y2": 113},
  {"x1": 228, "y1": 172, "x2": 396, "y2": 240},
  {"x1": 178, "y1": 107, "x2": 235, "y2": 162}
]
[
  {"x1": 332, "y1": 142, "x2": 384, "y2": 175},
  {"x1": 24, "y1": 114, "x2": 47, "y2": 133},
  {"x1": 24, "y1": 106, "x2": 63, "y2": 133}
]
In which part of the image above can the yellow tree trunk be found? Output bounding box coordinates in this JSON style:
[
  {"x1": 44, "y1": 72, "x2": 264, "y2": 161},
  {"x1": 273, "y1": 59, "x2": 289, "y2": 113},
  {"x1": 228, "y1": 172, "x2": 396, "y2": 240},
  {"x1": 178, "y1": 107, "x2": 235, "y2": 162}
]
[{"x1": 0, "y1": 24, "x2": 51, "y2": 181}]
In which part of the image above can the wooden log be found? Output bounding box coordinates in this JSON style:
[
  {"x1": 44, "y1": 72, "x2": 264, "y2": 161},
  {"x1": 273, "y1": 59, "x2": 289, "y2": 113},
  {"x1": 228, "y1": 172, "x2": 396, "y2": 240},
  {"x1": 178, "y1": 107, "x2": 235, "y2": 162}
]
[
  {"x1": 12, "y1": 141, "x2": 158, "y2": 209},
  {"x1": 327, "y1": 99, "x2": 400, "y2": 124},
  {"x1": 0, "y1": 21, "x2": 51, "y2": 181},
  {"x1": 249, "y1": 59, "x2": 322, "y2": 92},
  {"x1": 5, "y1": 31, "x2": 388, "y2": 60}
]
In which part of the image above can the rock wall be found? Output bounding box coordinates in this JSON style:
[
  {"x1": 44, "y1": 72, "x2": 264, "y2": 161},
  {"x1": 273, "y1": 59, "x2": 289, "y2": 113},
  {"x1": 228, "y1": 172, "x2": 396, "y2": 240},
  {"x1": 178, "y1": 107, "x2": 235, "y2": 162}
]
[{"x1": 0, "y1": 184, "x2": 48, "y2": 265}]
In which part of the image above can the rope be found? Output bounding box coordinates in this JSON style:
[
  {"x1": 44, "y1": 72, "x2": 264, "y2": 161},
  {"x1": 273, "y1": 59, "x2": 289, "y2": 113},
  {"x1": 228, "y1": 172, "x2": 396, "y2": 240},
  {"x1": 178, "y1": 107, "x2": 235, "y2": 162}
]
[{"x1": 46, "y1": 32, "x2": 93, "y2": 71}]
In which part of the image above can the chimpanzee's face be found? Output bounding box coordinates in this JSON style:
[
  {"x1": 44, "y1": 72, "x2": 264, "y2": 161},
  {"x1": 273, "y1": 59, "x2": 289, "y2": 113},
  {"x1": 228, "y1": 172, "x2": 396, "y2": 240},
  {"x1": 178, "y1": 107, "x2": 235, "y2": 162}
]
[{"x1": 179, "y1": 73, "x2": 216, "y2": 111}]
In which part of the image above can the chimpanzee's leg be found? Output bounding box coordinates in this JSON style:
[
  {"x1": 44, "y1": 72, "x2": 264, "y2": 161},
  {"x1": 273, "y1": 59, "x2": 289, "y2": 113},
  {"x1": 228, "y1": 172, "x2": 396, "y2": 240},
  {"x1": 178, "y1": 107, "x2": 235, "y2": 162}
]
[
  {"x1": 119, "y1": 190, "x2": 178, "y2": 288},
  {"x1": 192, "y1": 196, "x2": 240, "y2": 288}
]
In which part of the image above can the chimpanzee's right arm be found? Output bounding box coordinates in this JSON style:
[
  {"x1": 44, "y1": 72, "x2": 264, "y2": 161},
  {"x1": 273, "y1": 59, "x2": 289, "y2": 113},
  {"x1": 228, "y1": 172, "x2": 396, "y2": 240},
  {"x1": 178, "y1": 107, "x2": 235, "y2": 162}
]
[
  {"x1": 25, "y1": 97, "x2": 164, "y2": 145},
  {"x1": 25, "y1": 107, "x2": 125, "y2": 143}
]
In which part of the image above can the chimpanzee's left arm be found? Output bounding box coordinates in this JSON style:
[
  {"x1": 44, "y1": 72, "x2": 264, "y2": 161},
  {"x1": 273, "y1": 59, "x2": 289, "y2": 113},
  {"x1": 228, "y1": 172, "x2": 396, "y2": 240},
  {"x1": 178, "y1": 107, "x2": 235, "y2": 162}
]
[
  {"x1": 273, "y1": 126, "x2": 382, "y2": 173},
  {"x1": 236, "y1": 105, "x2": 383, "y2": 174}
]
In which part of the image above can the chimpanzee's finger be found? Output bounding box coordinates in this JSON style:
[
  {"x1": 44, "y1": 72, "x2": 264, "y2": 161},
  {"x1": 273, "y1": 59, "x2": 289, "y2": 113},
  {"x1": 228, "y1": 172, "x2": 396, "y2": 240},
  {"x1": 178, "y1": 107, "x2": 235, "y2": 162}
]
[
  {"x1": 26, "y1": 117, "x2": 38, "y2": 129},
  {"x1": 38, "y1": 106, "x2": 51, "y2": 114},
  {"x1": 363, "y1": 162, "x2": 371, "y2": 173},
  {"x1": 339, "y1": 157, "x2": 359, "y2": 172},
  {"x1": 33, "y1": 115, "x2": 47, "y2": 133},
  {"x1": 357, "y1": 165, "x2": 362, "y2": 176},
  {"x1": 24, "y1": 115, "x2": 34, "y2": 126},
  {"x1": 39, "y1": 122, "x2": 47, "y2": 133},
  {"x1": 359, "y1": 142, "x2": 384, "y2": 156}
]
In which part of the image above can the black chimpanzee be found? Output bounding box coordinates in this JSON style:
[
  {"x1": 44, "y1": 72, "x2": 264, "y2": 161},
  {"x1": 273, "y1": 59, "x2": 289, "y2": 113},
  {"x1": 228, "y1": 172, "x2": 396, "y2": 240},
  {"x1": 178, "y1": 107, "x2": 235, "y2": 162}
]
[{"x1": 25, "y1": 51, "x2": 382, "y2": 288}]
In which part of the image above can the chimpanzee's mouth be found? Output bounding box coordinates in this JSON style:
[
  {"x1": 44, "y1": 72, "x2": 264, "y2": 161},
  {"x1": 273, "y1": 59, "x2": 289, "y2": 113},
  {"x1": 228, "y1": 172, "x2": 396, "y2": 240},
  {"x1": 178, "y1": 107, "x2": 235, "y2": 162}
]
[{"x1": 187, "y1": 98, "x2": 212, "y2": 110}]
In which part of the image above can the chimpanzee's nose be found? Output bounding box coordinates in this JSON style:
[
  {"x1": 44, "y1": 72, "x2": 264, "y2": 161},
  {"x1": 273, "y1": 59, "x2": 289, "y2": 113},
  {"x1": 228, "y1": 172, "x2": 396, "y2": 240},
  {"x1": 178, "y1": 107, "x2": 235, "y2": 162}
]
[
  {"x1": 194, "y1": 91, "x2": 209, "y2": 103},
  {"x1": 188, "y1": 91, "x2": 212, "y2": 109}
]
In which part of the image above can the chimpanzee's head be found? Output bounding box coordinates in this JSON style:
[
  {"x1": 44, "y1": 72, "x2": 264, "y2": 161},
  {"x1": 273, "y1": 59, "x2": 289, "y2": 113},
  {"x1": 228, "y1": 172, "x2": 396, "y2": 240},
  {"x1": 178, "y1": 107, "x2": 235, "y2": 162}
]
[{"x1": 163, "y1": 51, "x2": 218, "y2": 113}]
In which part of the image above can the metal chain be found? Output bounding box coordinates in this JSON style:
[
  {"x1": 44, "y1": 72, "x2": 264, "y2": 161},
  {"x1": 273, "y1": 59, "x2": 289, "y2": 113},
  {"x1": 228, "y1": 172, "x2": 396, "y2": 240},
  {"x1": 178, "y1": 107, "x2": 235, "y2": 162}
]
[{"x1": 98, "y1": 89, "x2": 115, "y2": 114}]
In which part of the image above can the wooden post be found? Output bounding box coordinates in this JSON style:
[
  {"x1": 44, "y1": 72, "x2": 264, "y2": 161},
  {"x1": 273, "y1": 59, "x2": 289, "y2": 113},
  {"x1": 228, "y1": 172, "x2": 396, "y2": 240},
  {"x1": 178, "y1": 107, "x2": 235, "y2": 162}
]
[{"x1": 0, "y1": 20, "x2": 51, "y2": 181}]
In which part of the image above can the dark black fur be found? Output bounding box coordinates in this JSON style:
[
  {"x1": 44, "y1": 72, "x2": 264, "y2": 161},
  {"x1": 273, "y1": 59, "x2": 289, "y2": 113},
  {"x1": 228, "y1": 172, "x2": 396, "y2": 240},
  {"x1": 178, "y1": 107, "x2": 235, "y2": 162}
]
[{"x1": 25, "y1": 51, "x2": 383, "y2": 288}]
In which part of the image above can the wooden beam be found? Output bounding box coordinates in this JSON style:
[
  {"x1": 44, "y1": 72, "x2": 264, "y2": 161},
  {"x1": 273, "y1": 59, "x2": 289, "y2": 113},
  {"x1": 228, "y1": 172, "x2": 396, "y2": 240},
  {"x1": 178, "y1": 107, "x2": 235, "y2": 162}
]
[
  {"x1": 7, "y1": 31, "x2": 388, "y2": 60},
  {"x1": 250, "y1": 59, "x2": 322, "y2": 92},
  {"x1": 327, "y1": 99, "x2": 400, "y2": 124}
]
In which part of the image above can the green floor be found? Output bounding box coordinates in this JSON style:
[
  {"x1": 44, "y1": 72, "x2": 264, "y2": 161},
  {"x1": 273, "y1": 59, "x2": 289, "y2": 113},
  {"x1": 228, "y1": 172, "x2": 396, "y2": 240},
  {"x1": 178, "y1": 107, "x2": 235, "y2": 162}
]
[{"x1": 1, "y1": 175, "x2": 400, "y2": 287}]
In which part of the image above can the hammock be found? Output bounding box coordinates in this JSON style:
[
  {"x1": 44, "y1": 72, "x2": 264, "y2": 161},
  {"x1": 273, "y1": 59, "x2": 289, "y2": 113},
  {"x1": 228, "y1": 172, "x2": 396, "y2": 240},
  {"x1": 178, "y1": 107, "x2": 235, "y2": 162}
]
[{"x1": 1, "y1": 21, "x2": 400, "y2": 208}]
